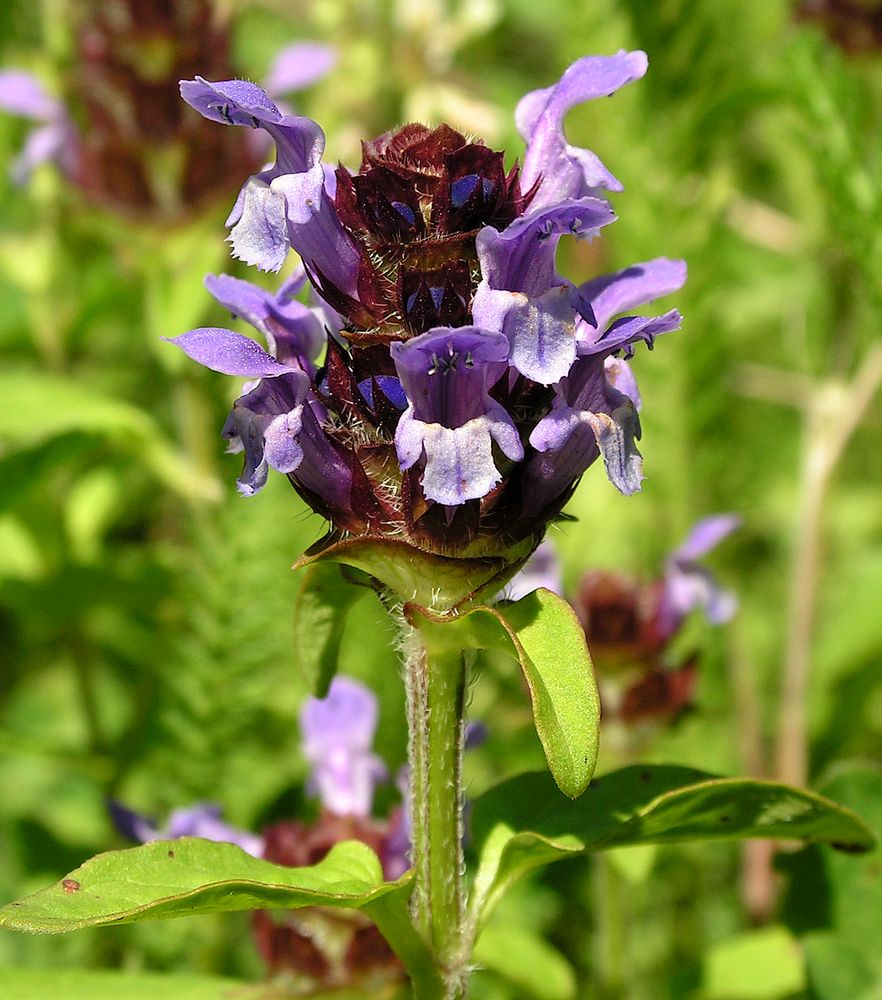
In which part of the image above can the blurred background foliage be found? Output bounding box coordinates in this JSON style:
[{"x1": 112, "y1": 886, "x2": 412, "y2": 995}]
[{"x1": 1, "y1": 0, "x2": 881, "y2": 997}]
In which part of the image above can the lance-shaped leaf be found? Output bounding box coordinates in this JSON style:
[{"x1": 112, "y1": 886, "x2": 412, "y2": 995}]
[
  {"x1": 468, "y1": 765, "x2": 875, "y2": 930},
  {"x1": 0, "y1": 838, "x2": 408, "y2": 932},
  {"x1": 293, "y1": 562, "x2": 368, "y2": 696},
  {"x1": 406, "y1": 588, "x2": 600, "y2": 799},
  {"x1": 0, "y1": 838, "x2": 438, "y2": 992}
]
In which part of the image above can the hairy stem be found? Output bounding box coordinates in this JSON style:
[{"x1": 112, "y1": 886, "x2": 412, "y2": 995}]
[{"x1": 403, "y1": 624, "x2": 468, "y2": 998}]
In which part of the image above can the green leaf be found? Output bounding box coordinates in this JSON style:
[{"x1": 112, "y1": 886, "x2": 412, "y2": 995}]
[
  {"x1": 0, "y1": 838, "x2": 408, "y2": 933},
  {"x1": 469, "y1": 765, "x2": 875, "y2": 929},
  {"x1": 407, "y1": 589, "x2": 600, "y2": 799},
  {"x1": 779, "y1": 762, "x2": 882, "y2": 1000},
  {"x1": 473, "y1": 923, "x2": 576, "y2": 1000},
  {"x1": 293, "y1": 562, "x2": 368, "y2": 696},
  {"x1": 703, "y1": 926, "x2": 805, "y2": 1000},
  {"x1": 0, "y1": 839, "x2": 439, "y2": 994},
  {"x1": 0, "y1": 968, "x2": 251, "y2": 1000}
]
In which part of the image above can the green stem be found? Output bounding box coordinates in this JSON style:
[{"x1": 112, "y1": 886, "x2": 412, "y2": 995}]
[{"x1": 404, "y1": 624, "x2": 468, "y2": 998}]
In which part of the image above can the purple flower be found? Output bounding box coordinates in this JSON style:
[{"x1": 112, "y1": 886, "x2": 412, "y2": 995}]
[
  {"x1": 173, "y1": 52, "x2": 684, "y2": 557},
  {"x1": 300, "y1": 676, "x2": 388, "y2": 818},
  {"x1": 0, "y1": 28, "x2": 334, "y2": 201},
  {"x1": 109, "y1": 800, "x2": 264, "y2": 858},
  {"x1": 392, "y1": 327, "x2": 523, "y2": 505},
  {"x1": 264, "y1": 43, "x2": 338, "y2": 98},
  {"x1": 661, "y1": 514, "x2": 741, "y2": 628},
  {"x1": 0, "y1": 70, "x2": 76, "y2": 184},
  {"x1": 516, "y1": 52, "x2": 649, "y2": 209}
]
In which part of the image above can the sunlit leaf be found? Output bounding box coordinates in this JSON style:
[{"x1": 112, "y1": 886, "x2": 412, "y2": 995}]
[
  {"x1": 0, "y1": 838, "x2": 408, "y2": 933},
  {"x1": 0, "y1": 371, "x2": 216, "y2": 501},
  {"x1": 407, "y1": 589, "x2": 599, "y2": 798},
  {"x1": 473, "y1": 922, "x2": 576, "y2": 1000},
  {"x1": 469, "y1": 765, "x2": 875, "y2": 928},
  {"x1": 703, "y1": 926, "x2": 804, "y2": 1000},
  {"x1": 0, "y1": 968, "x2": 251, "y2": 1000},
  {"x1": 779, "y1": 763, "x2": 882, "y2": 1000}
]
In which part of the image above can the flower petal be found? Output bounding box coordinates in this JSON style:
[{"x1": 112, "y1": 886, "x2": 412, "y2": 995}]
[
  {"x1": 477, "y1": 198, "x2": 616, "y2": 296},
  {"x1": 227, "y1": 178, "x2": 290, "y2": 272},
  {"x1": 578, "y1": 257, "x2": 687, "y2": 332},
  {"x1": 674, "y1": 514, "x2": 742, "y2": 562},
  {"x1": 301, "y1": 676, "x2": 384, "y2": 818},
  {"x1": 272, "y1": 164, "x2": 361, "y2": 298},
  {"x1": 517, "y1": 51, "x2": 648, "y2": 210},
  {"x1": 585, "y1": 406, "x2": 644, "y2": 496},
  {"x1": 419, "y1": 418, "x2": 505, "y2": 505},
  {"x1": 578, "y1": 309, "x2": 683, "y2": 358},
  {"x1": 604, "y1": 356, "x2": 641, "y2": 408},
  {"x1": 264, "y1": 43, "x2": 337, "y2": 96},
  {"x1": 163, "y1": 328, "x2": 299, "y2": 377},
  {"x1": 472, "y1": 283, "x2": 579, "y2": 385},
  {"x1": 204, "y1": 272, "x2": 324, "y2": 366},
  {"x1": 0, "y1": 70, "x2": 64, "y2": 121},
  {"x1": 165, "y1": 804, "x2": 264, "y2": 857}
]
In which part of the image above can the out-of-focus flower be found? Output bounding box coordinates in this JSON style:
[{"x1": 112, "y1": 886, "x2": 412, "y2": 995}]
[
  {"x1": 263, "y1": 43, "x2": 337, "y2": 99},
  {"x1": 171, "y1": 52, "x2": 685, "y2": 565},
  {"x1": 571, "y1": 515, "x2": 739, "y2": 726},
  {"x1": 659, "y1": 514, "x2": 741, "y2": 631},
  {"x1": 300, "y1": 675, "x2": 389, "y2": 819},
  {"x1": 108, "y1": 800, "x2": 265, "y2": 857},
  {"x1": 0, "y1": 70, "x2": 76, "y2": 184},
  {"x1": 797, "y1": 0, "x2": 882, "y2": 54},
  {"x1": 499, "y1": 538, "x2": 564, "y2": 601},
  {"x1": 0, "y1": 2, "x2": 334, "y2": 218}
]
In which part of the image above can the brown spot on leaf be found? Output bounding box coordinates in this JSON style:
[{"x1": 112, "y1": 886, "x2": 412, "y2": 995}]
[{"x1": 167, "y1": 849, "x2": 175, "y2": 858}]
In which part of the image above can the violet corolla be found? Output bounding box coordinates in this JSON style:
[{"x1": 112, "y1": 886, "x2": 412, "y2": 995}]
[
  {"x1": 169, "y1": 51, "x2": 685, "y2": 582},
  {"x1": 108, "y1": 800, "x2": 265, "y2": 858},
  {"x1": 110, "y1": 677, "x2": 408, "y2": 876}
]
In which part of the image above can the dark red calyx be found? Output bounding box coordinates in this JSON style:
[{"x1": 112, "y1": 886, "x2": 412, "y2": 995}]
[{"x1": 361, "y1": 123, "x2": 468, "y2": 197}]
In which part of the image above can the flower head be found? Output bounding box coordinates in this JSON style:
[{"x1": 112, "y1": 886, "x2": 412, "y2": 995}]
[
  {"x1": 172, "y1": 52, "x2": 685, "y2": 566},
  {"x1": 0, "y1": 3, "x2": 334, "y2": 216}
]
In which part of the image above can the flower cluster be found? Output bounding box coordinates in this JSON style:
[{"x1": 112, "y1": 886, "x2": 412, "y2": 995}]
[
  {"x1": 169, "y1": 52, "x2": 685, "y2": 557},
  {"x1": 574, "y1": 514, "x2": 740, "y2": 724},
  {"x1": 111, "y1": 676, "x2": 408, "y2": 989},
  {"x1": 0, "y1": 0, "x2": 333, "y2": 216},
  {"x1": 504, "y1": 515, "x2": 739, "y2": 724}
]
